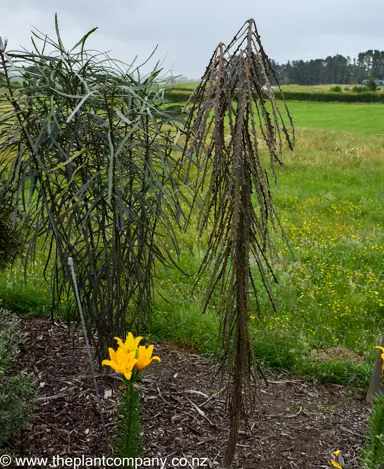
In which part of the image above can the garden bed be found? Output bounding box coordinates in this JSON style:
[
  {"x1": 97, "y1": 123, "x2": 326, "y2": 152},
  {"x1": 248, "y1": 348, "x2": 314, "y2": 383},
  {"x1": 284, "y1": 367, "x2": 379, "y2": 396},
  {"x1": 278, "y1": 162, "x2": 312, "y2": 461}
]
[{"x1": 10, "y1": 317, "x2": 369, "y2": 468}]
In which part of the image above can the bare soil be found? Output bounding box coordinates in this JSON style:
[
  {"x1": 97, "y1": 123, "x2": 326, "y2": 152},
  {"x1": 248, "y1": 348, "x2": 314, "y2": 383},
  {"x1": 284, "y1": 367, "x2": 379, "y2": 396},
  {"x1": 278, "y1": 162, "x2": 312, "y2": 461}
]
[{"x1": 8, "y1": 317, "x2": 369, "y2": 469}]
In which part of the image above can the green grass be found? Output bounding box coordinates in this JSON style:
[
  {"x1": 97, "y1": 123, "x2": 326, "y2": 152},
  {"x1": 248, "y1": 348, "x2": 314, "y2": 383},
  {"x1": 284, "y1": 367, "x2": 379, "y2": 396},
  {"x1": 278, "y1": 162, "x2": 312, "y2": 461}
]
[
  {"x1": 282, "y1": 101, "x2": 384, "y2": 136},
  {"x1": 169, "y1": 87, "x2": 384, "y2": 136},
  {"x1": 148, "y1": 119, "x2": 384, "y2": 389},
  {"x1": 169, "y1": 82, "x2": 200, "y2": 90},
  {"x1": 1, "y1": 101, "x2": 383, "y2": 389}
]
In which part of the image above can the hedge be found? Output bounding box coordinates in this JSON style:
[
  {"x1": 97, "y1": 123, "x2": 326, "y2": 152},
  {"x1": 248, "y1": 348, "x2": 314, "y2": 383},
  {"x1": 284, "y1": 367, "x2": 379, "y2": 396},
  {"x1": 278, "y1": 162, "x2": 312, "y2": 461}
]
[
  {"x1": 164, "y1": 91, "x2": 195, "y2": 103},
  {"x1": 277, "y1": 91, "x2": 384, "y2": 103},
  {"x1": 164, "y1": 90, "x2": 384, "y2": 104}
]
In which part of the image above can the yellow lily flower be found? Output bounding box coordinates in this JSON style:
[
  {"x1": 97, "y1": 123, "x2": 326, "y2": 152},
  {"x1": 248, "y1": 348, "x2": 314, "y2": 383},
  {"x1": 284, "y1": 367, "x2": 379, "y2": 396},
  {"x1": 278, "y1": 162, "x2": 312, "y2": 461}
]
[
  {"x1": 102, "y1": 347, "x2": 138, "y2": 380},
  {"x1": 135, "y1": 345, "x2": 161, "y2": 371},
  {"x1": 114, "y1": 332, "x2": 143, "y2": 353}
]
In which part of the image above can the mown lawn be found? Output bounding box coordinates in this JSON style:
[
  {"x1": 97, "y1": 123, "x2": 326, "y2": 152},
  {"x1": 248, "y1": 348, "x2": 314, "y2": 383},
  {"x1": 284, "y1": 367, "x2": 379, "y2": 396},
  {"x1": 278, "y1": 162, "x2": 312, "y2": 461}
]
[{"x1": 281, "y1": 101, "x2": 384, "y2": 136}]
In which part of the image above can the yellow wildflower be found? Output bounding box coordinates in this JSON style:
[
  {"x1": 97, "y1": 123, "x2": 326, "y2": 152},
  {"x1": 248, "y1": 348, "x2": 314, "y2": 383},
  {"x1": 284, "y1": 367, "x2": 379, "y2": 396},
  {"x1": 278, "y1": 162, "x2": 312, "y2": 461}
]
[
  {"x1": 114, "y1": 332, "x2": 143, "y2": 354},
  {"x1": 135, "y1": 345, "x2": 161, "y2": 371},
  {"x1": 375, "y1": 346, "x2": 384, "y2": 372},
  {"x1": 102, "y1": 347, "x2": 137, "y2": 380}
]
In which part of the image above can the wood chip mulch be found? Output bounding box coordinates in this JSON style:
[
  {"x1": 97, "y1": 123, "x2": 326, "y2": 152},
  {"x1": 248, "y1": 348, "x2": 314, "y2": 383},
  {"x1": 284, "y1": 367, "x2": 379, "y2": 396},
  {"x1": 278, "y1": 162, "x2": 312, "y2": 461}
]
[{"x1": 7, "y1": 317, "x2": 369, "y2": 469}]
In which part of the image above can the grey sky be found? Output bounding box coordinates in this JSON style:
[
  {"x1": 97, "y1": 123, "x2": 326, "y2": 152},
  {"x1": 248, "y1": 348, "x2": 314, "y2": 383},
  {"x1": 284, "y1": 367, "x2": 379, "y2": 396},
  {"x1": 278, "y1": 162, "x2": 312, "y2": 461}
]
[{"x1": 1, "y1": 0, "x2": 383, "y2": 78}]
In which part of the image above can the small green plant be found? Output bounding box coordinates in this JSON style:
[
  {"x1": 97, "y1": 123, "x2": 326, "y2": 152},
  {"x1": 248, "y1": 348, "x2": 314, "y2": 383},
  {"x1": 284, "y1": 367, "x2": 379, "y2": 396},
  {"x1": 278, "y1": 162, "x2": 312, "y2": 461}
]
[
  {"x1": 0, "y1": 374, "x2": 34, "y2": 445},
  {"x1": 330, "y1": 86, "x2": 342, "y2": 93},
  {"x1": 102, "y1": 333, "x2": 160, "y2": 466},
  {"x1": 362, "y1": 393, "x2": 384, "y2": 468},
  {"x1": 0, "y1": 306, "x2": 34, "y2": 449}
]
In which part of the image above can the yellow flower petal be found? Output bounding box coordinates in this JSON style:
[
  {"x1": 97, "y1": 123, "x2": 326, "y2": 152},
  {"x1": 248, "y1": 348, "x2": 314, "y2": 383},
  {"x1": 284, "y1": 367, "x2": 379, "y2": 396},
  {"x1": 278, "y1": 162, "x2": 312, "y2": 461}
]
[
  {"x1": 330, "y1": 460, "x2": 342, "y2": 469},
  {"x1": 108, "y1": 347, "x2": 117, "y2": 361},
  {"x1": 114, "y1": 337, "x2": 125, "y2": 349},
  {"x1": 102, "y1": 359, "x2": 118, "y2": 372},
  {"x1": 125, "y1": 332, "x2": 143, "y2": 352},
  {"x1": 114, "y1": 333, "x2": 143, "y2": 354},
  {"x1": 135, "y1": 344, "x2": 161, "y2": 371},
  {"x1": 333, "y1": 450, "x2": 341, "y2": 457}
]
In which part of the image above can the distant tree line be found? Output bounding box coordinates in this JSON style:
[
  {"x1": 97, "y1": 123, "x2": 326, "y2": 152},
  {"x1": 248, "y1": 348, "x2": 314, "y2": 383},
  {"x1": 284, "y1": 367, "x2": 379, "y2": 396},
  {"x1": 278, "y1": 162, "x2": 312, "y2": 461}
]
[{"x1": 269, "y1": 50, "x2": 384, "y2": 85}]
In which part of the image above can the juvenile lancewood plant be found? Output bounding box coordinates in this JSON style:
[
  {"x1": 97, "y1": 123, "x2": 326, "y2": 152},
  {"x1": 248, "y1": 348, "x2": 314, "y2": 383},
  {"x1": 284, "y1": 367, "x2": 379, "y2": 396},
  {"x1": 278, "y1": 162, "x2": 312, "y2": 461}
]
[
  {"x1": 182, "y1": 19, "x2": 294, "y2": 468},
  {"x1": 0, "y1": 16, "x2": 187, "y2": 360},
  {"x1": 102, "y1": 333, "x2": 160, "y2": 462}
]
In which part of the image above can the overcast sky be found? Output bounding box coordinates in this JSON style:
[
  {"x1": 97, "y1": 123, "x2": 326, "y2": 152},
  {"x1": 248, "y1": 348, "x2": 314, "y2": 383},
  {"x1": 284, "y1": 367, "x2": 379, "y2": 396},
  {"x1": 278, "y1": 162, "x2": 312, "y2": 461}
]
[{"x1": 1, "y1": 0, "x2": 383, "y2": 79}]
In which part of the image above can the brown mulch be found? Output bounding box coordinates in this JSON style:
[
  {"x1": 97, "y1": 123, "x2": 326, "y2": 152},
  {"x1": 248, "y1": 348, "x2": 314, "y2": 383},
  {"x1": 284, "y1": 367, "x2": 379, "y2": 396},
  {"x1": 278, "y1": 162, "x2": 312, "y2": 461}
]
[{"x1": 8, "y1": 317, "x2": 369, "y2": 469}]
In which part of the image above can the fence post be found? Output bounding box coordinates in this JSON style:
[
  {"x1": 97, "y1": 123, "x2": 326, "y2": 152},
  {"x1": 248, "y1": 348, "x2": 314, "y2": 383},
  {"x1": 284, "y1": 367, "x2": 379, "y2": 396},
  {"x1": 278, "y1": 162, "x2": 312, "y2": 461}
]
[{"x1": 366, "y1": 338, "x2": 384, "y2": 403}]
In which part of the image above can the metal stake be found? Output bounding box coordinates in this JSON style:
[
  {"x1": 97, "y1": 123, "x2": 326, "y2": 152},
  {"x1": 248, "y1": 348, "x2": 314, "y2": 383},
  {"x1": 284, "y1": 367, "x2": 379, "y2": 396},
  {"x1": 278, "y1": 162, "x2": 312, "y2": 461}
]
[{"x1": 68, "y1": 257, "x2": 108, "y2": 440}]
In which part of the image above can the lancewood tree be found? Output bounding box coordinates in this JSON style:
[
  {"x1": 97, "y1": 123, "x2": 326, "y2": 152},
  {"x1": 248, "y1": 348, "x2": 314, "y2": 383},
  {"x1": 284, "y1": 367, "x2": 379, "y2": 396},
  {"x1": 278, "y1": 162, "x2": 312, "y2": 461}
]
[
  {"x1": 0, "y1": 17, "x2": 187, "y2": 360},
  {"x1": 182, "y1": 19, "x2": 294, "y2": 468}
]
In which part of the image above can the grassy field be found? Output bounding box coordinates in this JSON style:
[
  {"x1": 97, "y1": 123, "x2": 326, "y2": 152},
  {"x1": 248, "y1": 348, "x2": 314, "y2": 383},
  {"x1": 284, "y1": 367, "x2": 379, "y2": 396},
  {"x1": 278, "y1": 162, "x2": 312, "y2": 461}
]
[
  {"x1": 150, "y1": 123, "x2": 384, "y2": 388},
  {"x1": 171, "y1": 82, "x2": 384, "y2": 94},
  {"x1": 280, "y1": 101, "x2": 384, "y2": 136},
  {"x1": 0, "y1": 100, "x2": 383, "y2": 388}
]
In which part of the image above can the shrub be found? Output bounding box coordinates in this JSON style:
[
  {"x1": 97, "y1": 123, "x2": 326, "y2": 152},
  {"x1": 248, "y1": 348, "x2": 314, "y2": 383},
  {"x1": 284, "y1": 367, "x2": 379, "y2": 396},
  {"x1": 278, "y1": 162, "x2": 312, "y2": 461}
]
[
  {"x1": 0, "y1": 374, "x2": 34, "y2": 445},
  {"x1": 0, "y1": 185, "x2": 24, "y2": 272},
  {"x1": 330, "y1": 86, "x2": 342, "y2": 93},
  {"x1": 0, "y1": 306, "x2": 34, "y2": 448},
  {"x1": 352, "y1": 85, "x2": 367, "y2": 93},
  {"x1": 0, "y1": 308, "x2": 20, "y2": 367},
  {"x1": 1, "y1": 18, "x2": 188, "y2": 361},
  {"x1": 367, "y1": 78, "x2": 378, "y2": 92},
  {"x1": 362, "y1": 393, "x2": 384, "y2": 469}
]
